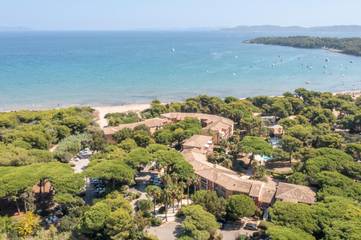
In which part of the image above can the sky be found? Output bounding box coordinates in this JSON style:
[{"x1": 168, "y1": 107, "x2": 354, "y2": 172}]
[{"x1": 1, "y1": 0, "x2": 361, "y2": 30}]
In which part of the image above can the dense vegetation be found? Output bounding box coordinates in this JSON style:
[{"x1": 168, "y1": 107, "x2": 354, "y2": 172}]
[
  {"x1": 105, "y1": 112, "x2": 141, "y2": 126},
  {"x1": 247, "y1": 89, "x2": 361, "y2": 239},
  {"x1": 1, "y1": 88, "x2": 361, "y2": 239},
  {"x1": 248, "y1": 36, "x2": 361, "y2": 56},
  {"x1": 142, "y1": 89, "x2": 361, "y2": 239},
  {"x1": 0, "y1": 107, "x2": 96, "y2": 166},
  {"x1": 0, "y1": 107, "x2": 107, "y2": 239}
]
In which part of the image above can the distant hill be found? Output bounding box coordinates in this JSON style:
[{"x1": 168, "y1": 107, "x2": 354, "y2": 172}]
[{"x1": 223, "y1": 25, "x2": 361, "y2": 33}]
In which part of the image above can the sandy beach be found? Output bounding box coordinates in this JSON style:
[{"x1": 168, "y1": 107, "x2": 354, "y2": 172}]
[{"x1": 93, "y1": 104, "x2": 151, "y2": 128}]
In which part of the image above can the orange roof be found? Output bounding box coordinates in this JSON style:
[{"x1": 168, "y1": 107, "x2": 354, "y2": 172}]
[
  {"x1": 161, "y1": 112, "x2": 234, "y2": 129},
  {"x1": 182, "y1": 149, "x2": 276, "y2": 204},
  {"x1": 183, "y1": 135, "x2": 213, "y2": 149},
  {"x1": 275, "y1": 182, "x2": 316, "y2": 204}
]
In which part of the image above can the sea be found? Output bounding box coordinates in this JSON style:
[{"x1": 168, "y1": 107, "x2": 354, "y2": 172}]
[{"x1": 1, "y1": 30, "x2": 361, "y2": 111}]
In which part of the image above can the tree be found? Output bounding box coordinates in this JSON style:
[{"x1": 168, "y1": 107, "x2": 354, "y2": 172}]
[
  {"x1": 191, "y1": 190, "x2": 226, "y2": 221},
  {"x1": 301, "y1": 106, "x2": 335, "y2": 125},
  {"x1": 54, "y1": 133, "x2": 91, "y2": 163},
  {"x1": 0, "y1": 162, "x2": 84, "y2": 214},
  {"x1": 146, "y1": 185, "x2": 162, "y2": 215},
  {"x1": 80, "y1": 192, "x2": 136, "y2": 239},
  {"x1": 281, "y1": 135, "x2": 303, "y2": 161},
  {"x1": 315, "y1": 197, "x2": 361, "y2": 240},
  {"x1": 251, "y1": 162, "x2": 266, "y2": 180},
  {"x1": 162, "y1": 186, "x2": 172, "y2": 222},
  {"x1": 269, "y1": 201, "x2": 319, "y2": 234},
  {"x1": 303, "y1": 148, "x2": 361, "y2": 181},
  {"x1": 179, "y1": 205, "x2": 220, "y2": 240},
  {"x1": 207, "y1": 151, "x2": 233, "y2": 169},
  {"x1": 125, "y1": 148, "x2": 152, "y2": 170},
  {"x1": 271, "y1": 148, "x2": 289, "y2": 162},
  {"x1": 315, "y1": 171, "x2": 361, "y2": 201},
  {"x1": 141, "y1": 100, "x2": 168, "y2": 118},
  {"x1": 313, "y1": 133, "x2": 344, "y2": 149},
  {"x1": 113, "y1": 128, "x2": 134, "y2": 143},
  {"x1": 105, "y1": 112, "x2": 140, "y2": 126},
  {"x1": 13, "y1": 212, "x2": 40, "y2": 237},
  {"x1": 85, "y1": 160, "x2": 135, "y2": 188},
  {"x1": 118, "y1": 138, "x2": 138, "y2": 152},
  {"x1": 265, "y1": 224, "x2": 315, "y2": 240},
  {"x1": 154, "y1": 129, "x2": 173, "y2": 145},
  {"x1": 239, "y1": 136, "x2": 273, "y2": 160},
  {"x1": 133, "y1": 130, "x2": 154, "y2": 147},
  {"x1": 105, "y1": 208, "x2": 134, "y2": 239},
  {"x1": 153, "y1": 149, "x2": 194, "y2": 180},
  {"x1": 80, "y1": 202, "x2": 111, "y2": 234},
  {"x1": 345, "y1": 143, "x2": 361, "y2": 161},
  {"x1": 287, "y1": 125, "x2": 313, "y2": 146},
  {"x1": 342, "y1": 113, "x2": 361, "y2": 133},
  {"x1": 136, "y1": 199, "x2": 154, "y2": 214},
  {"x1": 226, "y1": 195, "x2": 256, "y2": 220},
  {"x1": 268, "y1": 98, "x2": 293, "y2": 118},
  {"x1": 0, "y1": 216, "x2": 14, "y2": 238}
]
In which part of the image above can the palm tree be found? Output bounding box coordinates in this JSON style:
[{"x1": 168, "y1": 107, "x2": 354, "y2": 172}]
[
  {"x1": 146, "y1": 185, "x2": 162, "y2": 216},
  {"x1": 168, "y1": 184, "x2": 178, "y2": 213},
  {"x1": 175, "y1": 183, "x2": 185, "y2": 208},
  {"x1": 194, "y1": 177, "x2": 201, "y2": 193},
  {"x1": 162, "y1": 187, "x2": 172, "y2": 222},
  {"x1": 185, "y1": 177, "x2": 194, "y2": 204}
]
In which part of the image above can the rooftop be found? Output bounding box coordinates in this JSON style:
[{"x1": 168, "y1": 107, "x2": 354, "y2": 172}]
[
  {"x1": 182, "y1": 149, "x2": 276, "y2": 204},
  {"x1": 183, "y1": 135, "x2": 213, "y2": 149},
  {"x1": 275, "y1": 182, "x2": 316, "y2": 204},
  {"x1": 161, "y1": 112, "x2": 234, "y2": 130}
]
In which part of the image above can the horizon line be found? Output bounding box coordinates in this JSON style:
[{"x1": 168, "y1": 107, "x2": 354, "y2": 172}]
[{"x1": 2, "y1": 24, "x2": 361, "y2": 32}]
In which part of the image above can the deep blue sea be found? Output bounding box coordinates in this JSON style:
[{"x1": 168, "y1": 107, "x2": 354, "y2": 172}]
[{"x1": 1, "y1": 31, "x2": 361, "y2": 111}]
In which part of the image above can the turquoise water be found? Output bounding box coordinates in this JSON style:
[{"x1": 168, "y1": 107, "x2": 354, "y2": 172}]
[{"x1": 1, "y1": 31, "x2": 361, "y2": 110}]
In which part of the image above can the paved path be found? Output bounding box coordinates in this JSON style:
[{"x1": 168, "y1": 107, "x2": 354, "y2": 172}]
[
  {"x1": 70, "y1": 158, "x2": 90, "y2": 173},
  {"x1": 147, "y1": 221, "x2": 180, "y2": 240},
  {"x1": 147, "y1": 221, "x2": 254, "y2": 240}
]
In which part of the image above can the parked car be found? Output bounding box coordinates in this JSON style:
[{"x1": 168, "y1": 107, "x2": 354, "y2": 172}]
[
  {"x1": 244, "y1": 223, "x2": 258, "y2": 231},
  {"x1": 78, "y1": 148, "x2": 92, "y2": 159}
]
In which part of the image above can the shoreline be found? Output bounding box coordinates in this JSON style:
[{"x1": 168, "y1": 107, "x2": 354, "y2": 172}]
[{"x1": 1, "y1": 89, "x2": 360, "y2": 115}]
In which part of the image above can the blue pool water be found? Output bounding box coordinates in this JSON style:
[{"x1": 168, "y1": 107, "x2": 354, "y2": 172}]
[{"x1": 1, "y1": 31, "x2": 361, "y2": 110}]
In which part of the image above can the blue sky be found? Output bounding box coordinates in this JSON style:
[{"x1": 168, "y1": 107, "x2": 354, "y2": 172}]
[{"x1": 2, "y1": 0, "x2": 361, "y2": 30}]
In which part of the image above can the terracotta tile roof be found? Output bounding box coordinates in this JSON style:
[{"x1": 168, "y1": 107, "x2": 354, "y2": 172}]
[
  {"x1": 182, "y1": 149, "x2": 276, "y2": 204},
  {"x1": 161, "y1": 112, "x2": 234, "y2": 130},
  {"x1": 249, "y1": 182, "x2": 263, "y2": 198},
  {"x1": 259, "y1": 186, "x2": 277, "y2": 204},
  {"x1": 203, "y1": 119, "x2": 233, "y2": 132},
  {"x1": 183, "y1": 135, "x2": 213, "y2": 149},
  {"x1": 275, "y1": 182, "x2": 316, "y2": 204}
]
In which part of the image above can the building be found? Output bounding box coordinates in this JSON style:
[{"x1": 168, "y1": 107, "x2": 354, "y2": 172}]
[
  {"x1": 182, "y1": 148, "x2": 316, "y2": 206},
  {"x1": 161, "y1": 112, "x2": 234, "y2": 144},
  {"x1": 275, "y1": 182, "x2": 316, "y2": 204},
  {"x1": 182, "y1": 135, "x2": 214, "y2": 154},
  {"x1": 182, "y1": 149, "x2": 277, "y2": 206}
]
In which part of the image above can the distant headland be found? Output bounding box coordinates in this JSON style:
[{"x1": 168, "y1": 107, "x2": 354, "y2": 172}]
[{"x1": 246, "y1": 36, "x2": 361, "y2": 57}]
